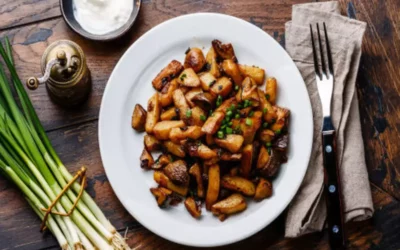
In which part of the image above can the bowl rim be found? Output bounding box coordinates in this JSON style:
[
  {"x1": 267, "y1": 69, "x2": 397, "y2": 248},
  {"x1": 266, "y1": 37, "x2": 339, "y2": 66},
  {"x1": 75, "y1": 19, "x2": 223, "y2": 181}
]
[{"x1": 59, "y1": 0, "x2": 142, "y2": 41}]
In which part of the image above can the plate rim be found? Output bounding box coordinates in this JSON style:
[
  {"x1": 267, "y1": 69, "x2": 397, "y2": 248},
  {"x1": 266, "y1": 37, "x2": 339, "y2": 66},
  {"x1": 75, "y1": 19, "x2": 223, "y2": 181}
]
[{"x1": 99, "y1": 12, "x2": 313, "y2": 247}]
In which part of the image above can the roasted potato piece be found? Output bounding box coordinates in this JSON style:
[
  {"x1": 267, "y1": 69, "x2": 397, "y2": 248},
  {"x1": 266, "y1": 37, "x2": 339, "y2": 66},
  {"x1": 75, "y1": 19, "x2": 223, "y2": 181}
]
[
  {"x1": 241, "y1": 111, "x2": 262, "y2": 145},
  {"x1": 222, "y1": 60, "x2": 243, "y2": 87},
  {"x1": 152, "y1": 60, "x2": 183, "y2": 90},
  {"x1": 144, "y1": 135, "x2": 161, "y2": 151},
  {"x1": 217, "y1": 150, "x2": 242, "y2": 161},
  {"x1": 206, "y1": 164, "x2": 220, "y2": 210},
  {"x1": 188, "y1": 106, "x2": 207, "y2": 126},
  {"x1": 256, "y1": 146, "x2": 270, "y2": 170},
  {"x1": 270, "y1": 106, "x2": 290, "y2": 133},
  {"x1": 230, "y1": 167, "x2": 240, "y2": 176},
  {"x1": 215, "y1": 134, "x2": 244, "y2": 153},
  {"x1": 186, "y1": 142, "x2": 217, "y2": 160},
  {"x1": 154, "y1": 171, "x2": 188, "y2": 196},
  {"x1": 211, "y1": 193, "x2": 246, "y2": 216},
  {"x1": 185, "y1": 88, "x2": 203, "y2": 108},
  {"x1": 140, "y1": 149, "x2": 154, "y2": 169},
  {"x1": 241, "y1": 144, "x2": 253, "y2": 178},
  {"x1": 258, "y1": 89, "x2": 277, "y2": 123},
  {"x1": 215, "y1": 97, "x2": 238, "y2": 114},
  {"x1": 221, "y1": 176, "x2": 256, "y2": 196},
  {"x1": 205, "y1": 134, "x2": 215, "y2": 145},
  {"x1": 184, "y1": 197, "x2": 202, "y2": 218},
  {"x1": 202, "y1": 111, "x2": 225, "y2": 135},
  {"x1": 199, "y1": 72, "x2": 217, "y2": 91},
  {"x1": 210, "y1": 77, "x2": 233, "y2": 98},
  {"x1": 205, "y1": 46, "x2": 221, "y2": 78},
  {"x1": 254, "y1": 178, "x2": 272, "y2": 201},
  {"x1": 163, "y1": 141, "x2": 186, "y2": 157},
  {"x1": 184, "y1": 48, "x2": 206, "y2": 72},
  {"x1": 172, "y1": 89, "x2": 190, "y2": 120},
  {"x1": 160, "y1": 107, "x2": 179, "y2": 121},
  {"x1": 265, "y1": 77, "x2": 277, "y2": 104},
  {"x1": 151, "y1": 154, "x2": 171, "y2": 170},
  {"x1": 169, "y1": 126, "x2": 204, "y2": 143},
  {"x1": 238, "y1": 64, "x2": 265, "y2": 85},
  {"x1": 177, "y1": 68, "x2": 201, "y2": 87},
  {"x1": 132, "y1": 104, "x2": 147, "y2": 132},
  {"x1": 159, "y1": 79, "x2": 179, "y2": 107},
  {"x1": 163, "y1": 160, "x2": 189, "y2": 186},
  {"x1": 150, "y1": 187, "x2": 172, "y2": 207},
  {"x1": 145, "y1": 93, "x2": 161, "y2": 134},
  {"x1": 189, "y1": 163, "x2": 205, "y2": 198},
  {"x1": 180, "y1": 86, "x2": 190, "y2": 94},
  {"x1": 236, "y1": 77, "x2": 259, "y2": 106},
  {"x1": 259, "y1": 129, "x2": 275, "y2": 143},
  {"x1": 238, "y1": 107, "x2": 252, "y2": 117},
  {"x1": 212, "y1": 40, "x2": 237, "y2": 61},
  {"x1": 191, "y1": 92, "x2": 215, "y2": 111},
  {"x1": 153, "y1": 120, "x2": 186, "y2": 140}
]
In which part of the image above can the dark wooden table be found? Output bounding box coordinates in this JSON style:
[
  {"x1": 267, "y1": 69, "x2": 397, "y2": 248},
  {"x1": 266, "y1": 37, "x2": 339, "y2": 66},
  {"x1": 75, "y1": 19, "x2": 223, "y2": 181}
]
[{"x1": 0, "y1": 0, "x2": 399, "y2": 249}]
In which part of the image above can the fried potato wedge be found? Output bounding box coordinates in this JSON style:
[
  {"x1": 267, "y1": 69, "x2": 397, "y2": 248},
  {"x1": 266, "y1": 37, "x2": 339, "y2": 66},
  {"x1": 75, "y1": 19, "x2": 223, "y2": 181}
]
[
  {"x1": 241, "y1": 111, "x2": 262, "y2": 145},
  {"x1": 153, "y1": 120, "x2": 186, "y2": 140},
  {"x1": 159, "y1": 79, "x2": 179, "y2": 107},
  {"x1": 205, "y1": 46, "x2": 221, "y2": 78},
  {"x1": 150, "y1": 187, "x2": 172, "y2": 207},
  {"x1": 132, "y1": 104, "x2": 147, "y2": 132},
  {"x1": 212, "y1": 40, "x2": 237, "y2": 61},
  {"x1": 152, "y1": 60, "x2": 183, "y2": 90},
  {"x1": 172, "y1": 88, "x2": 190, "y2": 120},
  {"x1": 199, "y1": 72, "x2": 217, "y2": 91},
  {"x1": 145, "y1": 93, "x2": 161, "y2": 134},
  {"x1": 202, "y1": 111, "x2": 225, "y2": 135},
  {"x1": 184, "y1": 48, "x2": 206, "y2": 73},
  {"x1": 188, "y1": 106, "x2": 207, "y2": 126},
  {"x1": 254, "y1": 178, "x2": 272, "y2": 201},
  {"x1": 211, "y1": 193, "x2": 246, "y2": 216},
  {"x1": 215, "y1": 97, "x2": 238, "y2": 114},
  {"x1": 238, "y1": 64, "x2": 265, "y2": 85},
  {"x1": 210, "y1": 77, "x2": 233, "y2": 98},
  {"x1": 144, "y1": 135, "x2": 161, "y2": 152},
  {"x1": 163, "y1": 141, "x2": 186, "y2": 157},
  {"x1": 140, "y1": 149, "x2": 154, "y2": 169},
  {"x1": 258, "y1": 129, "x2": 275, "y2": 143},
  {"x1": 258, "y1": 89, "x2": 277, "y2": 123},
  {"x1": 184, "y1": 197, "x2": 202, "y2": 218},
  {"x1": 186, "y1": 142, "x2": 217, "y2": 160},
  {"x1": 169, "y1": 126, "x2": 204, "y2": 144},
  {"x1": 160, "y1": 107, "x2": 179, "y2": 121},
  {"x1": 163, "y1": 160, "x2": 189, "y2": 186},
  {"x1": 206, "y1": 164, "x2": 220, "y2": 210},
  {"x1": 222, "y1": 59, "x2": 243, "y2": 87},
  {"x1": 241, "y1": 144, "x2": 253, "y2": 178},
  {"x1": 177, "y1": 68, "x2": 201, "y2": 87},
  {"x1": 221, "y1": 176, "x2": 256, "y2": 196},
  {"x1": 154, "y1": 171, "x2": 188, "y2": 196},
  {"x1": 215, "y1": 134, "x2": 244, "y2": 153},
  {"x1": 256, "y1": 146, "x2": 270, "y2": 170},
  {"x1": 189, "y1": 163, "x2": 205, "y2": 198},
  {"x1": 265, "y1": 77, "x2": 277, "y2": 104}
]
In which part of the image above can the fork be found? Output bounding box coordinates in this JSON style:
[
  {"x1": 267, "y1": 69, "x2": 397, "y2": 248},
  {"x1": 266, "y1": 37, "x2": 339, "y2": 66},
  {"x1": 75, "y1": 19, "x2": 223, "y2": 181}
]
[{"x1": 310, "y1": 23, "x2": 345, "y2": 249}]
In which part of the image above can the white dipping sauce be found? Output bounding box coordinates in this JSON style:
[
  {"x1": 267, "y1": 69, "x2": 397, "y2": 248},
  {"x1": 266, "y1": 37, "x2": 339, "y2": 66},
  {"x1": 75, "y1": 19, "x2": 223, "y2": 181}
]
[{"x1": 73, "y1": 0, "x2": 133, "y2": 35}]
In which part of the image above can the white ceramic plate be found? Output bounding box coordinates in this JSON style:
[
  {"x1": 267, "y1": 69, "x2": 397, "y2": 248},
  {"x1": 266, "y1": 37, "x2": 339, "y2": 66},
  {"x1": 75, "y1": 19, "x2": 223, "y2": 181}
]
[{"x1": 99, "y1": 13, "x2": 313, "y2": 247}]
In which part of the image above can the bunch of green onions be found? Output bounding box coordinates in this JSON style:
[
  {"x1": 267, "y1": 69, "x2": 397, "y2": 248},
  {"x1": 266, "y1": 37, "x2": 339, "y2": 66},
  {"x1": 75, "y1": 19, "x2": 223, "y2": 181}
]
[{"x1": 0, "y1": 38, "x2": 130, "y2": 250}]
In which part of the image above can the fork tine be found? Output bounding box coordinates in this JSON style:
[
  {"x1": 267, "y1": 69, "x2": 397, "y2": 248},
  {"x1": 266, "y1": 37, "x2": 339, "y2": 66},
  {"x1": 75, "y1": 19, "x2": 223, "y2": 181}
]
[
  {"x1": 316, "y1": 23, "x2": 327, "y2": 77},
  {"x1": 310, "y1": 25, "x2": 321, "y2": 79},
  {"x1": 323, "y1": 23, "x2": 334, "y2": 76}
]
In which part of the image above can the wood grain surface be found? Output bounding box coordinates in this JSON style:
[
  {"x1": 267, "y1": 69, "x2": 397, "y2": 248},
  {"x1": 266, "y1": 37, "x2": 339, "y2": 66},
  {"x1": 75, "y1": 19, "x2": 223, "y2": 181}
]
[{"x1": 0, "y1": 0, "x2": 399, "y2": 249}]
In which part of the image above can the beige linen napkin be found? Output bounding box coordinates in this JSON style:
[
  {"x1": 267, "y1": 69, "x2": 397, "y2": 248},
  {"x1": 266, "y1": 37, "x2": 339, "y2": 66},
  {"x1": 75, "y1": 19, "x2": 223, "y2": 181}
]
[{"x1": 284, "y1": 1, "x2": 374, "y2": 237}]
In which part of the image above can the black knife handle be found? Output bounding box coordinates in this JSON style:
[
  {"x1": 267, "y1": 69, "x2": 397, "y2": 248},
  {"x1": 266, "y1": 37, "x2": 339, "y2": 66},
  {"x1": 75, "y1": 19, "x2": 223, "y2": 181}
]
[{"x1": 322, "y1": 129, "x2": 345, "y2": 249}]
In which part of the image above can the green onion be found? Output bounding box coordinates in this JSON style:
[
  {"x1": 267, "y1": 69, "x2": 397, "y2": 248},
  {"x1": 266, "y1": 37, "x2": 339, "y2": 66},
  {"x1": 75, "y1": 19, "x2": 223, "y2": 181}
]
[
  {"x1": 248, "y1": 101, "x2": 253, "y2": 106},
  {"x1": 266, "y1": 142, "x2": 272, "y2": 147},
  {"x1": 186, "y1": 109, "x2": 192, "y2": 118},
  {"x1": 243, "y1": 100, "x2": 250, "y2": 108},
  {"x1": 267, "y1": 147, "x2": 271, "y2": 155},
  {"x1": 275, "y1": 129, "x2": 282, "y2": 135},
  {"x1": 226, "y1": 127, "x2": 233, "y2": 134},
  {"x1": 235, "y1": 114, "x2": 240, "y2": 119},
  {"x1": 248, "y1": 111, "x2": 254, "y2": 117},
  {"x1": 263, "y1": 122, "x2": 268, "y2": 128},
  {"x1": 200, "y1": 114, "x2": 206, "y2": 121},
  {"x1": 234, "y1": 85, "x2": 239, "y2": 91},
  {"x1": 265, "y1": 94, "x2": 270, "y2": 100},
  {"x1": 245, "y1": 118, "x2": 253, "y2": 126},
  {"x1": 216, "y1": 95, "x2": 222, "y2": 107},
  {"x1": 263, "y1": 108, "x2": 268, "y2": 114},
  {"x1": 226, "y1": 110, "x2": 233, "y2": 117},
  {"x1": 228, "y1": 121, "x2": 233, "y2": 126},
  {"x1": 217, "y1": 131, "x2": 224, "y2": 139},
  {"x1": 0, "y1": 39, "x2": 129, "y2": 249}
]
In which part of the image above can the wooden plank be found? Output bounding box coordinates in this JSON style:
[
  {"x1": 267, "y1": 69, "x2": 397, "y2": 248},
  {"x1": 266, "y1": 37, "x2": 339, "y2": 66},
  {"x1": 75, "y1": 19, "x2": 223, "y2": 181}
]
[
  {"x1": 337, "y1": 0, "x2": 400, "y2": 200},
  {"x1": 1, "y1": 119, "x2": 400, "y2": 249},
  {"x1": 0, "y1": 0, "x2": 303, "y2": 132},
  {"x1": 0, "y1": 0, "x2": 60, "y2": 30}
]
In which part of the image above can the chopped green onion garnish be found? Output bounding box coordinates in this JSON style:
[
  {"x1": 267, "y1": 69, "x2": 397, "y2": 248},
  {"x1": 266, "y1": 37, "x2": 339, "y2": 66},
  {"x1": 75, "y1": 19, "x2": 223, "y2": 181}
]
[
  {"x1": 216, "y1": 95, "x2": 222, "y2": 107},
  {"x1": 225, "y1": 116, "x2": 230, "y2": 122},
  {"x1": 234, "y1": 85, "x2": 239, "y2": 91},
  {"x1": 221, "y1": 124, "x2": 227, "y2": 129},
  {"x1": 217, "y1": 131, "x2": 224, "y2": 139},
  {"x1": 243, "y1": 100, "x2": 250, "y2": 108},
  {"x1": 226, "y1": 110, "x2": 233, "y2": 117},
  {"x1": 186, "y1": 109, "x2": 192, "y2": 118},
  {"x1": 263, "y1": 122, "x2": 268, "y2": 128},
  {"x1": 266, "y1": 142, "x2": 272, "y2": 147},
  {"x1": 265, "y1": 94, "x2": 270, "y2": 100},
  {"x1": 180, "y1": 73, "x2": 187, "y2": 81},
  {"x1": 200, "y1": 114, "x2": 206, "y2": 121},
  {"x1": 235, "y1": 114, "x2": 240, "y2": 119},
  {"x1": 245, "y1": 118, "x2": 252, "y2": 126},
  {"x1": 267, "y1": 147, "x2": 271, "y2": 154},
  {"x1": 248, "y1": 101, "x2": 253, "y2": 106},
  {"x1": 248, "y1": 111, "x2": 254, "y2": 117},
  {"x1": 263, "y1": 108, "x2": 268, "y2": 114},
  {"x1": 228, "y1": 121, "x2": 233, "y2": 126},
  {"x1": 275, "y1": 129, "x2": 281, "y2": 135},
  {"x1": 226, "y1": 127, "x2": 233, "y2": 134}
]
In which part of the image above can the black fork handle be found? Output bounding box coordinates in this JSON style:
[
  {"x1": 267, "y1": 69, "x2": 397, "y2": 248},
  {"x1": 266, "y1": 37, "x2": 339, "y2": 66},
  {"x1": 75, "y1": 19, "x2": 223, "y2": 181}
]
[{"x1": 322, "y1": 129, "x2": 345, "y2": 249}]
